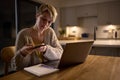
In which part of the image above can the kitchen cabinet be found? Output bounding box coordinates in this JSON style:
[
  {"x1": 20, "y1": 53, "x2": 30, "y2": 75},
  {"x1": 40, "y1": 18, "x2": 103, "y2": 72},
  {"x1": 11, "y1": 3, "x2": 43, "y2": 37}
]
[
  {"x1": 76, "y1": 4, "x2": 97, "y2": 17},
  {"x1": 60, "y1": 1, "x2": 120, "y2": 27},
  {"x1": 60, "y1": 7, "x2": 77, "y2": 27},
  {"x1": 90, "y1": 40, "x2": 120, "y2": 56},
  {"x1": 98, "y1": 1, "x2": 120, "y2": 25},
  {"x1": 109, "y1": 2, "x2": 120, "y2": 25},
  {"x1": 91, "y1": 47, "x2": 120, "y2": 56},
  {"x1": 97, "y1": 3, "x2": 108, "y2": 25},
  {"x1": 60, "y1": 4, "x2": 97, "y2": 27}
]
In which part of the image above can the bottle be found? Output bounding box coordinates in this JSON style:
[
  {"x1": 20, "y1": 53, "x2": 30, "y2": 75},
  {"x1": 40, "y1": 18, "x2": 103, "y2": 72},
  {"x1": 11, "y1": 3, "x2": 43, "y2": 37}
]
[
  {"x1": 115, "y1": 31, "x2": 117, "y2": 39},
  {"x1": 94, "y1": 26, "x2": 97, "y2": 40}
]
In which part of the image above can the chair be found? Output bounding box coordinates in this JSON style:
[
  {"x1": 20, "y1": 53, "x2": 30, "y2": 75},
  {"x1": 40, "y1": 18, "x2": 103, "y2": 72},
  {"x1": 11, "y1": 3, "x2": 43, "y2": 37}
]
[{"x1": 1, "y1": 46, "x2": 15, "y2": 75}]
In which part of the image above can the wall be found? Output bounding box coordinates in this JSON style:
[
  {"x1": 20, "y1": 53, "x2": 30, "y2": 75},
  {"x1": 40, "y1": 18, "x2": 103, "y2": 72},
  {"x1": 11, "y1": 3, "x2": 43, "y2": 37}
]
[
  {"x1": 34, "y1": 0, "x2": 118, "y2": 7},
  {"x1": 58, "y1": 0, "x2": 118, "y2": 7}
]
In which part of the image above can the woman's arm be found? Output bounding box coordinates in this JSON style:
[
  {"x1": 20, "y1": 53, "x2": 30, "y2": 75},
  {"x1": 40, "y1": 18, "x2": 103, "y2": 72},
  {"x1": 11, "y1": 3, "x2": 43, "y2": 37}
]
[
  {"x1": 14, "y1": 29, "x2": 31, "y2": 70},
  {"x1": 43, "y1": 28, "x2": 63, "y2": 60}
]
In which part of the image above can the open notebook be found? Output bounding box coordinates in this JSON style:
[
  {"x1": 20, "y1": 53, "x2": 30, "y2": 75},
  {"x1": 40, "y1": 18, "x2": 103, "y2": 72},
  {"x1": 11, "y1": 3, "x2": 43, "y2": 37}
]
[
  {"x1": 24, "y1": 41, "x2": 94, "y2": 77},
  {"x1": 24, "y1": 64, "x2": 59, "y2": 77}
]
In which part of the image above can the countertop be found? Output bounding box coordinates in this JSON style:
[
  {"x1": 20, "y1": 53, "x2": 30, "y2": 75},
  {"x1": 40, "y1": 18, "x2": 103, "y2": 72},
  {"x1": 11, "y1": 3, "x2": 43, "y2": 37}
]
[
  {"x1": 59, "y1": 40, "x2": 120, "y2": 47},
  {"x1": 93, "y1": 40, "x2": 120, "y2": 47}
]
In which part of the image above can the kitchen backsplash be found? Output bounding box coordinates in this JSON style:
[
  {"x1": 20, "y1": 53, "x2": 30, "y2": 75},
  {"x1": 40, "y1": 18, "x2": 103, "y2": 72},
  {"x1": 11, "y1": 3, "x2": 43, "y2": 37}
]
[
  {"x1": 96, "y1": 25, "x2": 120, "y2": 39},
  {"x1": 59, "y1": 25, "x2": 120, "y2": 40}
]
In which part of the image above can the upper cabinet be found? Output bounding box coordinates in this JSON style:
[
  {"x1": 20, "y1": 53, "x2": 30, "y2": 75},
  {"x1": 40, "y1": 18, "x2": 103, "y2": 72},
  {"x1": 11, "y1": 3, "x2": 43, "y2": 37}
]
[
  {"x1": 60, "y1": 4, "x2": 98, "y2": 27},
  {"x1": 109, "y1": 2, "x2": 120, "y2": 25},
  {"x1": 97, "y1": 3, "x2": 108, "y2": 25},
  {"x1": 60, "y1": 1, "x2": 120, "y2": 27},
  {"x1": 60, "y1": 7, "x2": 77, "y2": 27},
  {"x1": 76, "y1": 4, "x2": 98, "y2": 17},
  {"x1": 98, "y1": 1, "x2": 120, "y2": 25}
]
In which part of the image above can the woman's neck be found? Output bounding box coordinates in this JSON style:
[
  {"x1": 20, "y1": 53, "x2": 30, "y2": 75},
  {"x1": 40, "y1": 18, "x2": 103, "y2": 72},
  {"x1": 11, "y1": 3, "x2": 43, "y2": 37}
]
[
  {"x1": 33, "y1": 25, "x2": 44, "y2": 34},
  {"x1": 32, "y1": 26, "x2": 44, "y2": 43}
]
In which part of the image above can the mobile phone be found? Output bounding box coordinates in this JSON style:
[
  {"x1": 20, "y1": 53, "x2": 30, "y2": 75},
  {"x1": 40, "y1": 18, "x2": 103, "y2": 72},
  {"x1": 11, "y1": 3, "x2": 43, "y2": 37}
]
[{"x1": 31, "y1": 44, "x2": 45, "y2": 49}]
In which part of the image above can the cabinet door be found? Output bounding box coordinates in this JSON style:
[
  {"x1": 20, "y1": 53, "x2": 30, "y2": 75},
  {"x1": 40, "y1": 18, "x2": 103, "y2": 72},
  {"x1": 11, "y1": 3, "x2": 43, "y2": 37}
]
[
  {"x1": 76, "y1": 4, "x2": 97, "y2": 17},
  {"x1": 60, "y1": 7, "x2": 77, "y2": 27},
  {"x1": 98, "y1": 3, "x2": 109, "y2": 25},
  {"x1": 98, "y1": 1, "x2": 120, "y2": 25},
  {"x1": 109, "y1": 2, "x2": 120, "y2": 25}
]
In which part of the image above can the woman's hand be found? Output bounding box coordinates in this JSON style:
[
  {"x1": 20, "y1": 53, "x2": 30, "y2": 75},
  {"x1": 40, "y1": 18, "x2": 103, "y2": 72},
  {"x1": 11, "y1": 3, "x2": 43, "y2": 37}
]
[
  {"x1": 36, "y1": 43, "x2": 47, "y2": 53},
  {"x1": 20, "y1": 43, "x2": 47, "y2": 57},
  {"x1": 38, "y1": 45, "x2": 47, "y2": 53},
  {"x1": 20, "y1": 44, "x2": 35, "y2": 56}
]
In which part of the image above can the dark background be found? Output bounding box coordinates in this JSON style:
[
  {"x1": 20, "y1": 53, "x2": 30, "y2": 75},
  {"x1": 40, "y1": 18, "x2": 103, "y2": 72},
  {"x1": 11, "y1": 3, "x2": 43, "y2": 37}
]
[
  {"x1": 0, "y1": 0, "x2": 41, "y2": 51},
  {"x1": 0, "y1": 0, "x2": 41, "y2": 76}
]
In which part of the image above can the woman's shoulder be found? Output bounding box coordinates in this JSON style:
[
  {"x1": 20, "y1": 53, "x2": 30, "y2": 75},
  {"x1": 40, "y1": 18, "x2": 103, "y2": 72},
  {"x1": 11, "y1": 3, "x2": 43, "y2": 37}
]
[
  {"x1": 45, "y1": 27, "x2": 57, "y2": 38},
  {"x1": 17, "y1": 28, "x2": 31, "y2": 35},
  {"x1": 46, "y1": 27, "x2": 55, "y2": 33}
]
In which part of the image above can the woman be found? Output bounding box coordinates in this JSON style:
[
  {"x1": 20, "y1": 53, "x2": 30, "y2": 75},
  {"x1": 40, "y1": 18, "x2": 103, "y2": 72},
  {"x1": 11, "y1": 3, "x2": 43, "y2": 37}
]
[{"x1": 13, "y1": 3, "x2": 63, "y2": 70}]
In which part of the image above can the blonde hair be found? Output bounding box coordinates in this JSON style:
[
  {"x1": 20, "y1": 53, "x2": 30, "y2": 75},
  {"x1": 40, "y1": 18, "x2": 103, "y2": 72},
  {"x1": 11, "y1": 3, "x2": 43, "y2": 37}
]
[{"x1": 37, "y1": 3, "x2": 58, "y2": 22}]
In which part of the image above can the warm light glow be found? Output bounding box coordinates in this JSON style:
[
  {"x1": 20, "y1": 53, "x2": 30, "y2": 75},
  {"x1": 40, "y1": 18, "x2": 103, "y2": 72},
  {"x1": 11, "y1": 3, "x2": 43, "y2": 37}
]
[
  {"x1": 66, "y1": 26, "x2": 81, "y2": 37},
  {"x1": 105, "y1": 25, "x2": 117, "y2": 32},
  {"x1": 104, "y1": 25, "x2": 117, "y2": 38},
  {"x1": 107, "y1": 25, "x2": 116, "y2": 30},
  {"x1": 72, "y1": 26, "x2": 77, "y2": 32}
]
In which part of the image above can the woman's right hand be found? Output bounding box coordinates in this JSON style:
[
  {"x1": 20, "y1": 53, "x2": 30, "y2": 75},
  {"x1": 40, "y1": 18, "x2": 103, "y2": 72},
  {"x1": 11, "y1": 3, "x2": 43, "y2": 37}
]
[{"x1": 20, "y1": 44, "x2": 34, "y2": 57}]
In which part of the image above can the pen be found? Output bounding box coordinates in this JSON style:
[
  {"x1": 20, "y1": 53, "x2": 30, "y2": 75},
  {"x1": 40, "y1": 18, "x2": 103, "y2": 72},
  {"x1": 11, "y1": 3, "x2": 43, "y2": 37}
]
[{"x1": 40, "y1": 64, "x2": 55, "y2": 69}]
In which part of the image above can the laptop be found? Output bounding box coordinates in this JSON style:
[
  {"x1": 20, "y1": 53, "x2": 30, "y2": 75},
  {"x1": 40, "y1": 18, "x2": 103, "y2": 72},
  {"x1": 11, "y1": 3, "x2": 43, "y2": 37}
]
[
  {"x1": 24, "y1": 41, "x2": 94, "y2": 77},
  {"x1": 58, "y1": 41, "x2": 93, "y2": 68}
]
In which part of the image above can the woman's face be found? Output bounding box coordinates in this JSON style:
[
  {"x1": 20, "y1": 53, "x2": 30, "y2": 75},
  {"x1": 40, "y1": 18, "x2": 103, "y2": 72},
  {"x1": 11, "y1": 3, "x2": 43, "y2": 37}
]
[{"x1": 36, "y1": 12, "x2": 53, "y2": 32}]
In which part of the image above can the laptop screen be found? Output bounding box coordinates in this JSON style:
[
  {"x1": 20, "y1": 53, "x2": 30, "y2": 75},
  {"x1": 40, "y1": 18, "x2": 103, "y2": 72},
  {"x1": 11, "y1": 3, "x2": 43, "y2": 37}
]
[{"x1": 58, "y1": 41, "x2": 94, "y2": 69}]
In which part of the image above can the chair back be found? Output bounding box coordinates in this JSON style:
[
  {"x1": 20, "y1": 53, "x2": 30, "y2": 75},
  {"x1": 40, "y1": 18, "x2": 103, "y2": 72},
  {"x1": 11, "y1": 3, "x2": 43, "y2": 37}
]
[{"x1": 1, "y1": 46, "x2": 15, "y2": 75}]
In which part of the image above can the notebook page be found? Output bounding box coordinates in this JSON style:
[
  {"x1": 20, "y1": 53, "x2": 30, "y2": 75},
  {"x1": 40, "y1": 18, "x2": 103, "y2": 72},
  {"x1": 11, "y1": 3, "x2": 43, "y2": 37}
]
[{"x1": 24, "y1": 64, "x2": 59, "y2": 77}]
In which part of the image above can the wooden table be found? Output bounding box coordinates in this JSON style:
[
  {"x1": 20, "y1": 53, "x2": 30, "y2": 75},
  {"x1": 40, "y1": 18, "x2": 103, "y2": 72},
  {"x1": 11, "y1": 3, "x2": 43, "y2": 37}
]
[{"x1": 0, "y1": 55, "x2": 120, "y2": 80}]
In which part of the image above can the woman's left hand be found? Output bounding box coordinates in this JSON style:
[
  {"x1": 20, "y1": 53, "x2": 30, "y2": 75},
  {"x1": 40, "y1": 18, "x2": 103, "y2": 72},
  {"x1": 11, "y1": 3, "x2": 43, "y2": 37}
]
[
  {"x1": 40, "y1": 45, "x2": 47, "y2": 52},
  {"x1": 37, "y1": 45, "x2": 47, "y2": 53}
]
